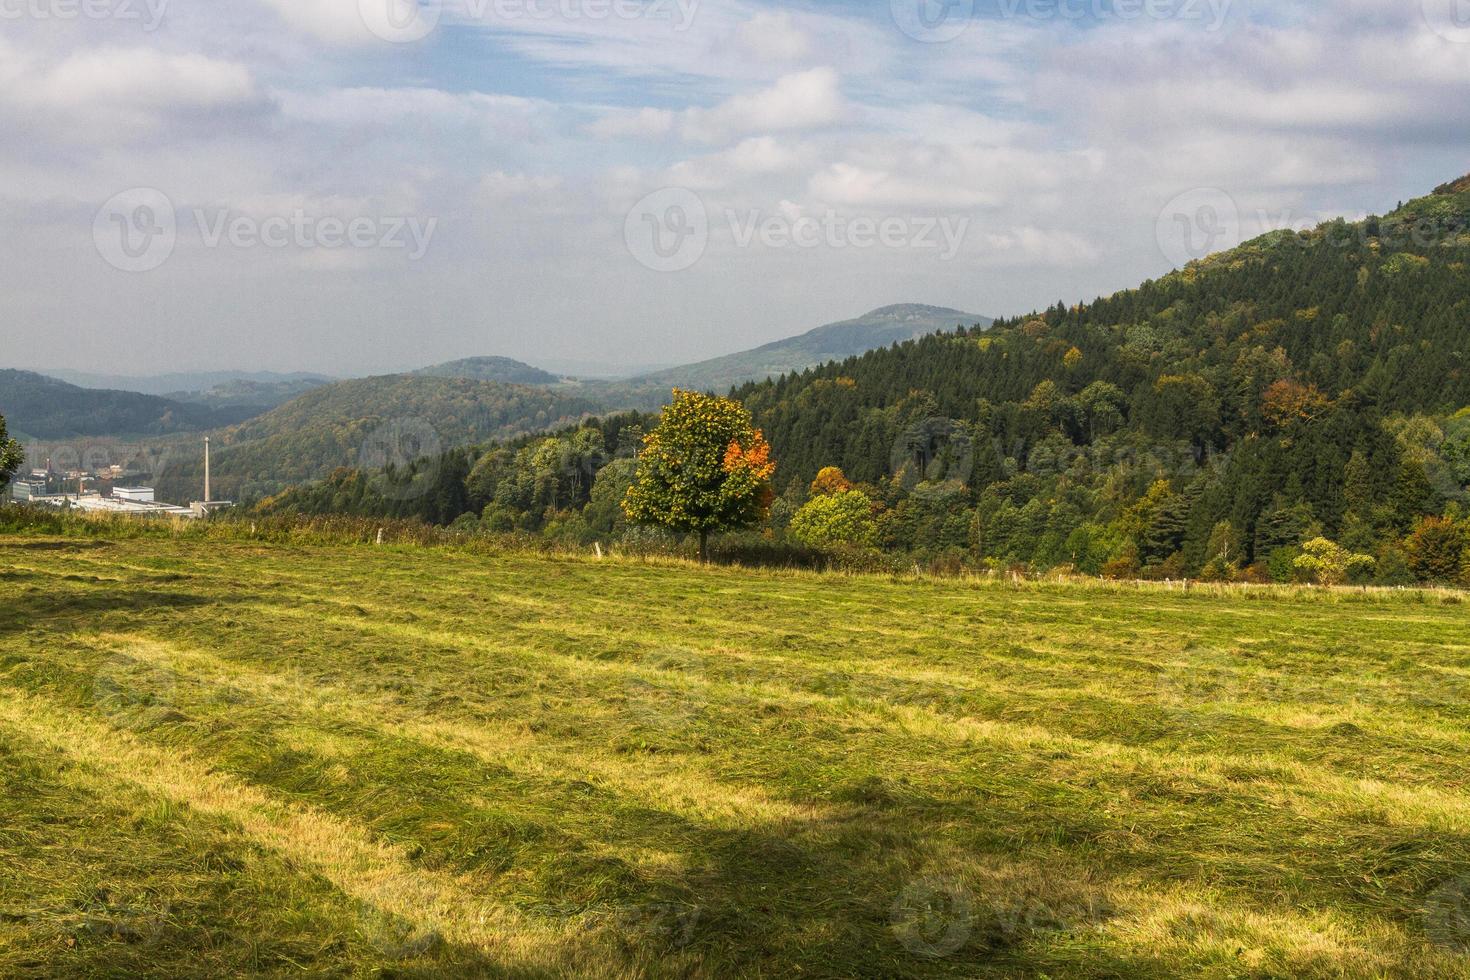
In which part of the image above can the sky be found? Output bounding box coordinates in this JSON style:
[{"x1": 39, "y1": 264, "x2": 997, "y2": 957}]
[{"x1": 2, "y1": 0, "x2": 1468, "y2": 377}]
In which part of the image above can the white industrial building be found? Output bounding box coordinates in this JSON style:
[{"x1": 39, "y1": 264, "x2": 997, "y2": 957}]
[{"x1": 9, "y1": 438, "x2": 231, "y2": 518}]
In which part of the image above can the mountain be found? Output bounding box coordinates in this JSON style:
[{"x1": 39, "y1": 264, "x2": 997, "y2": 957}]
[
  {"x1": 41, "y1": 369, "x2": 332, "y2": 397},
  {"x1": 0, "y1": 369, "x2": 254, "y2": 440},
  {"x1": 631, "y1": 304, "x2": 991, "y2": 392},
  {"x1": 413, "y1": 356, "x2": 559, "y2": 385},
  {"x1": 152, "y1": 374, "x2": 600, "y2": 504}
]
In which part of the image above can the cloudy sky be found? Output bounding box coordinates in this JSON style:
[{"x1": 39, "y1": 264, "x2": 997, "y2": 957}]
[{"x1": 3, "y1": 0, "x2": 1467, "y2": 377}]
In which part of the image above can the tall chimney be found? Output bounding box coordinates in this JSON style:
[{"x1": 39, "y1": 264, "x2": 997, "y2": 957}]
[{"x1": 204, "y1": 437, "x2": 211, "y2": 503}]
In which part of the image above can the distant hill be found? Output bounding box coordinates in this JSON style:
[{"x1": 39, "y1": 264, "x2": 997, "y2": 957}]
[
  {"x1": 0, "y1": 369, "x2": 252, "y2": 440},
  {"x1": 630, "y1": 304, "x2": 991, "y2": 393},
  {"x1": 413, "y1": 356, "x2": 560, "y2": 385},
  {"x1": 42, "y1": 369, "x2": 332, "y2": 397},
  {"x1": 164, "y1": 378, "x2": 330, "y2": 412},
  {"x1": 152, "y1": 374, "x2": 599, "y2": 504}
]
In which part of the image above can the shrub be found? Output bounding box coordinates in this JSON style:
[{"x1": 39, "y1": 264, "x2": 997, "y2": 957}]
[
  {"x1": 1406, "y1": 516, "x2": 1468, "y2": 583},
  {"x1": 789, "y1": 489, "x2": 879, "y2": 550},
  {"x1": 1292, "y1": 538, "x2": 1376, "y2": 585},
  {"x1": 1267, "y1": 546, "x2": 1301, "y2": 584}
]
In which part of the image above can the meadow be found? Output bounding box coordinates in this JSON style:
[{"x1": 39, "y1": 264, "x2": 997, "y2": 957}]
[{"x1": 2, "y1": 529, "x2": 1470, "y2": 977}]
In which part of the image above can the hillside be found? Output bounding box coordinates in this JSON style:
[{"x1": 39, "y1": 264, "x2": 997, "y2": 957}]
[
  {"x1": 153, "y1": 375, "x2": 599, "y2": 504},
  {"x1": 631, "y1": 304, "x2": 990, "y2": 392},
  {"x1": 0, "y1": 370, "x2": 252, "y2": 440},
  {"x1": 258, "y1": 175, "x2": 1470, "y2": 586},
  {"x1": 723, "y1": 176, "x2": 1470, "y2": 567},
  {"x1": 413, "y1": 356, "x2": 560, "y2": 385},
  {"x1": 3, "y1": 528, "x2": 1469, "y2": 976}
]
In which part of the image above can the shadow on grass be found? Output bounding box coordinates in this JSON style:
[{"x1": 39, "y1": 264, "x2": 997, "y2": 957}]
[
  {"x1": 0, "y1": 539, "x2": 116, "y2": 552},
  {"x1": 0, "y1": 588, "x2": 235, "y2": 639}
]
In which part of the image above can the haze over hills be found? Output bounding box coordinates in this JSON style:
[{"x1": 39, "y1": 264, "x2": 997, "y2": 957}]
[
  {"x1": 628, "y1": 304, "x2": 992, "y2": 392},
  {"x1": 151, "y1": 374, "x2": 600, "y2": 504},
  {"x1": 162, "y1": 378, "x2": 332, "y2": 413},
  {"x1": 42, "y1": 369, "x2": 332, "y2": 397},
  {"x1": 413, "y1": 356, "x2": 560, "y2": 386},
  {"x1": 0, "y1": 369, "x2": 257, "y2": 441}
]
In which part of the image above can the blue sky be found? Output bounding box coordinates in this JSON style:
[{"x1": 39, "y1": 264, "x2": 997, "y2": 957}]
[{"x1": 2, "y1": 0, "x2": 1468, "y2": 376}]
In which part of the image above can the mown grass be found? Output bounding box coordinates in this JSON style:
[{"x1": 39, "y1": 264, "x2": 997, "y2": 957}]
[{"x1": 2, "y1": 532, "x2": 1470, "y2": 977}]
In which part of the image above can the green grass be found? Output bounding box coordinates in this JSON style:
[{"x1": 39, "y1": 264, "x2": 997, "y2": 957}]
[{"x1": 3, "y1": 533, "x2": 1470, "y2": 977}]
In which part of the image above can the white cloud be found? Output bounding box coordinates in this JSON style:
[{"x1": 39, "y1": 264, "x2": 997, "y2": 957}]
[
  {"x1": 588, "y1": 107, "x2": 676, "y2": 140},
  {"x1": 735, "y1": 11, "x2": 812, "y2": 63},
  {"x1": 477, "y1": 171, "x2": 564, "y2": 202},
  {"x1": 6, "y1": 46, "x2": 256, "y2": 112},
  {"x1": 280, "y1": 87, "x2": 545, "y2": 138},
  {"x1": 664, "y1": 136, "x2": 807, "y2": 190},
  {"x1": 979, "y1": 227, "x2": 1101, "y2": 268},
  {"x1": 255, "y1": 0, "x2": 381, "y2": 45},
  {"x1": 808, "y1": 162, "x2": 998, "y2": 210},
  {"x1": 0, "y1": 44, "x2": 262, "y2": 139},
  {"x1": 682, "y1": 67, "x2": 844, "y2": 143}
]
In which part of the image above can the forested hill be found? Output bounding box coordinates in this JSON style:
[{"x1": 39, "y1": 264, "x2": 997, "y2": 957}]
[
  {"x1": 742, "y1": 179, "x2": 1470, "y2": 481},
  {"x1": 154, "y1": 374, "x2": 599, "y2": 504},
  {"x1": 0, "y1": 370, "x2": 252, "y2": 439},
  {"x1": 412, "y1": 356, "x2": 559, "y2": 385}
]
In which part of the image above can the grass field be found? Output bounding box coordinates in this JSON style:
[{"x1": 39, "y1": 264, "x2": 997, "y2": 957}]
[{"x1": 3, "y1": 532, "x2": 1470, "y2": 977}]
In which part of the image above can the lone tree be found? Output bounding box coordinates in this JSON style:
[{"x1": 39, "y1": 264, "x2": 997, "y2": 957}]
[
  {"x1": 623, "y1": 389, "x2": 776, "y2": 561},
  {"x1": 0, "y1": 413, "x2": 22, "y2": 495}
]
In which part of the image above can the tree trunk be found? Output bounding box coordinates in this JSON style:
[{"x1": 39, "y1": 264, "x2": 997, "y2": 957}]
[{"x1": 699, "y1": 530, "x2": 709, "y2": 563}]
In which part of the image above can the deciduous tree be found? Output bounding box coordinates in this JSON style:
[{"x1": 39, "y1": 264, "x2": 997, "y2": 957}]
[
  {"x1": 0, "y1": 414, "x2": 21, "y2": 493},
  {"x1": 623, "y1": 390, "x2": 776, "y2": 561}
]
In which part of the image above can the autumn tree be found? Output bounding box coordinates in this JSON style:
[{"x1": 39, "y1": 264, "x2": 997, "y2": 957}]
[
  {"x1": 1261, "y1": 379, "x2": 1330, "y2": 429},
  {"x1": 810, "y1": 466, "x2": 853, "y2": 497},
  {"x1": 1405, "y1": 516, "x2": 1467, "y2": 583},
  {"x1": 623, "y1": 390, "x2": 776, "y2": 561},
  {"x1": 0, "y1": 414, "x2": 21, "y2": 493}
]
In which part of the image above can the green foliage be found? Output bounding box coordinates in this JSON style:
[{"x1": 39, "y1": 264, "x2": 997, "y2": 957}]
[
  {"x1": 1267, "y1": 546, "x2": 1302, "y2": 584},
  {"x1": 622, "y1": 390, "x2": 776, "y2": 557},
  {"x1": 1292, "y1": 538, "x2": 1376, "y2": 585},
  {"x1": 1406, "y1": 516, "x2": 1469, "y2": 583},
  {"x1": 0, "y1": 413, "x2": 22, "y2": 491},
  {"x1": 788, "y1": 489, "x2": 878, "y2": 549},
  {"x1": 161, "y1": 375, "x2": 599, "y2": 504}
]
